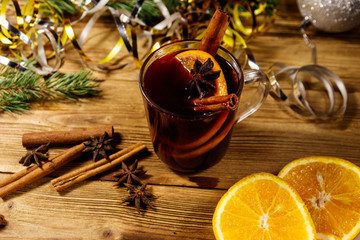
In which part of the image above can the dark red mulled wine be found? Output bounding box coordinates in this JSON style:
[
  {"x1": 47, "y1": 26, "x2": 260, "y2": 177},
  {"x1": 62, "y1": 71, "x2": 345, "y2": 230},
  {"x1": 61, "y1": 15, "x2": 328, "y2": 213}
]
[{"x1": 140, "y1": 41, "x2": 243, "y2": 172}]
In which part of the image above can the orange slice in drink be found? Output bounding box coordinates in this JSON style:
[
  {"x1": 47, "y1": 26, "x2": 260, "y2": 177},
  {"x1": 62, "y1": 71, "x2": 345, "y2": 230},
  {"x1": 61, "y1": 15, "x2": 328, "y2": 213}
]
[
  {"x1": 278, "y1": 156, "x2": 360, "y2": 240},
  {"x1": 164, "y1": 50, "x2": 231, "y2": 152},
  {"x1": 176, "y1": 50, "x2": 228, "y2": 96},
  {"x1": 213, "y1": 172, "x2": 316, "y2": 240}
]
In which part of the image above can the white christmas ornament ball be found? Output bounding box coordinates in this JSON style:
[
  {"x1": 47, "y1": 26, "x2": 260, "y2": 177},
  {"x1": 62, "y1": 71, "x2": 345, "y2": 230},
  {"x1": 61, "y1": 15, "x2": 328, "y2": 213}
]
[{"x1": 297, "y1": 0, "x2": 360, "y2": 32}]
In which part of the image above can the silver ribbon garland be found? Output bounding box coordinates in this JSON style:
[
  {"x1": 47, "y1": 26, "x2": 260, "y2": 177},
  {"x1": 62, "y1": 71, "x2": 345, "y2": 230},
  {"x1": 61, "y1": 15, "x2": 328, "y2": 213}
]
[{"x1": 258, "y1": 19, "x2": 348, "y2": 120}]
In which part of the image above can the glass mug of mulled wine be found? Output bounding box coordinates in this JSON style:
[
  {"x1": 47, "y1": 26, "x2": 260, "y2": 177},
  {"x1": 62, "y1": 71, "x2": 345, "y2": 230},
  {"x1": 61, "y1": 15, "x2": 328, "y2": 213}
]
[{"x1": 139, "y1": 40, "x2": 269, "y2": 173}]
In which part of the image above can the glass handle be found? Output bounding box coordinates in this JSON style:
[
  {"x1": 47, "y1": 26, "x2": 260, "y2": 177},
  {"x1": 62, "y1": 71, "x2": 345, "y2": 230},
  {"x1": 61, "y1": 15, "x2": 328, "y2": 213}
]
[{"x1": 235, "y1": 69, "x2": 270, "y2": 124}]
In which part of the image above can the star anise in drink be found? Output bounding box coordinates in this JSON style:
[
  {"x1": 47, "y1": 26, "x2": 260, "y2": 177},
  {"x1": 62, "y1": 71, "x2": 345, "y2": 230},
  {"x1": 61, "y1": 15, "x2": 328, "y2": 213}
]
[
  {"x1": 123, "y1": 183, "x2": 154, "y2": 213},
  {"x1": 114, "y1": 160, "x2": 146, "y2": 186},
  {"x1": 186, "y1": 58, "x2": 221, "y2": 99},
  {"x1": 83, "y1": 132, "x2": 114, "y2": 161},
  {"x1": 19, "y1": 143, "x2": 49, "y2": 167}
]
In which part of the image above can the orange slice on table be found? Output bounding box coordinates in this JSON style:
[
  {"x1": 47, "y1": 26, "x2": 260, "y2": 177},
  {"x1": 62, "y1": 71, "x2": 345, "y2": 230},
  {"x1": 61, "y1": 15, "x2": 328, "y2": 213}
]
[
  {"x1": 278, "y1": 156, "x2": 360, "y2": 240},
  {"x1": 317, "y1": 233, "x2": 341, "y2": 240},
  {"x1": 176, "y1": 50, "x2": 228, "y2": 96},
  {"x1": 213, "y1": 172, "x2": 316, "y2": 240}
]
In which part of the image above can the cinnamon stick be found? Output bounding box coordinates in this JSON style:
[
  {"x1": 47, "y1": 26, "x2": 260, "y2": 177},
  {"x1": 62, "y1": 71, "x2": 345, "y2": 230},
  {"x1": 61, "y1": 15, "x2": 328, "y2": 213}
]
[
  {"x1": 0, "y1": 150, "x2": 67, "y2": 188},
  {"x1": 22, "y1": 126, "x2": 114, "y2": 148},
  {"x1": 191, "y1": 94, "x2": 238, "y2": 112},
  {"x1": 198, "y1": 9, "x2": 230, "y2": 56},
  {"x1": 0, "y1": 144, "x2": 85, "y2": 198},
  {"x1": 0, "y1": 165, "x2": 37, "y2": 189},
  {"x1": 51, "y1": 142, "x2": 144, "y2": 187},
  {"x1": 51, "y1": 142, "x2": 146, "y2": 192}
]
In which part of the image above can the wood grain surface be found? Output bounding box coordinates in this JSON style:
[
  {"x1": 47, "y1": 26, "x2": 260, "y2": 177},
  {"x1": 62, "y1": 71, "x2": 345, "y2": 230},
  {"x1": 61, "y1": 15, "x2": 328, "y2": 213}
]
[{"x1": 0, "y1": 0, "x2": 360, "y2": 239}]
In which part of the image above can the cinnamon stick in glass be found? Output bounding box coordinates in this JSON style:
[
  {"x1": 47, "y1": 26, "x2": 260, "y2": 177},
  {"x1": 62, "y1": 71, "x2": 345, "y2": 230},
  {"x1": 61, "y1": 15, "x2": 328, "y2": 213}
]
[
  {"x1": 0, "y1": 143, "x2": 85, "y2": 198},
  {"x1": 191, "y1": 94, "x2": 238, "y2": 112},
  {"x1": 192, "y1": 9, "x2": 233, "y2": 113},
  {"x1": 198, "y1": 8, "x2": 230, "y2": 56},
  {"x1": 22, "y1": 126, "x2": 114, "y2": 148}
]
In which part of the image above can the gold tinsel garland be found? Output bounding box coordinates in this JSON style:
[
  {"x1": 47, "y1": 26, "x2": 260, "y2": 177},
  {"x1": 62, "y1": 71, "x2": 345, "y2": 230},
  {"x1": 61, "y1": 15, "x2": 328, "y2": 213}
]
[{"x1": 0, "y1": 0, "x2": 277, "y2": 73}]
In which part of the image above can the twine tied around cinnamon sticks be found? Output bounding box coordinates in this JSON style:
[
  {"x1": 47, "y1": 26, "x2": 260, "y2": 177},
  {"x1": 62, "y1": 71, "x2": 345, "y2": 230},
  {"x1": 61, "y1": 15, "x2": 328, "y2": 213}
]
[{"x1": 0, "y1": 126, "x2": 147, "y2": 198}]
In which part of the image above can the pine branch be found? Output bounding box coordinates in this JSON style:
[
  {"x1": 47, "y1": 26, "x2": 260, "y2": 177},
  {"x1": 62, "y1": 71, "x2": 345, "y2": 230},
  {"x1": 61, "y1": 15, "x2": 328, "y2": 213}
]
[
  {"x1": 162, "y1": 0, "x2": 181, "y2": 13},
  {"x1": 0, "y1": 67, "x2": 101, "y2": 113},
  {"x1": 42, "y1": 71, "x2": 101, "y2": 100},
  {"x1": 41, "y1": 0, "x2": 79, "y2": 17},
  {"x1": 40, "y1": 0, "x2": 163, "y2": 26},
  {"x1": 106, "y1": 0, "x2": 163, "y2": 26}
]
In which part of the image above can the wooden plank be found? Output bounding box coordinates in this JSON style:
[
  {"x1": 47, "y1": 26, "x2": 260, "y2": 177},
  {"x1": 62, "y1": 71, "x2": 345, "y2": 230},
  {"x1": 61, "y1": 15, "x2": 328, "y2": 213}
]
[{"x1": 0, "y1": 178, "x2": 221, "y2": 239}]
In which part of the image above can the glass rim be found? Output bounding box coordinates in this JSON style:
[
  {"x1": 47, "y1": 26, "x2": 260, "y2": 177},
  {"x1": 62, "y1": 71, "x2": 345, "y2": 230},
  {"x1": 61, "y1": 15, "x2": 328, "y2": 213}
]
[{"x1": 139, "y1": 40, "x2": 244, "y2": 120}]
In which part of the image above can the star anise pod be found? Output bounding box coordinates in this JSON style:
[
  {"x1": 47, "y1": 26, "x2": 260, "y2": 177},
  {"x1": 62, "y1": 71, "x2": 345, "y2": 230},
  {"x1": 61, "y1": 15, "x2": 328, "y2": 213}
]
[
  {"x1": 0, "y1": 214, "x2": 6, "y2": 228},
  {"x1": 186, "y1": 58, "x2": 221, "y2": 99},
  {"x1": 83, "y1": 132, "x2": 114, "y2": 161},
  {"x1": 19, "y1": 143, "x2": 49, "y2": 167},
  {"x1": 123, "y1": 183, "x2": 154, "y2": 213},
  {"x1": 114, "y1": 160, "x2": 146, "y2": 186}
]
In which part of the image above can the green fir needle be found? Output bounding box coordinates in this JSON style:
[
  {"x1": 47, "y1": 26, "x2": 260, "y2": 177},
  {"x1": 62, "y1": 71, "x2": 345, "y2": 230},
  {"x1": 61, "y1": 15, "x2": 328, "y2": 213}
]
[{"x1": 0, "y1": 67, "x2": 101, "y2": 113}]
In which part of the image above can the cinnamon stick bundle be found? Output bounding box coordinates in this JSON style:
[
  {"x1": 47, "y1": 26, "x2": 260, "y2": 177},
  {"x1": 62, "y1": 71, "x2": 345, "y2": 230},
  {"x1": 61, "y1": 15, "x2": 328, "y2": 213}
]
[
  {"x1": 191, "y1": 94, "x2": 238, "y2": 112},
  {"x1": 198, "y1": 9, "x2": 230, "y2": 56},
  {"x1": 0, "y1": 144, "x2": 85, "y2": 198},
  {"x1": 51, "y1": 142, "x2": 146, "y2": 192},
  {"x1": 22, "y1": 126, "x2": 114, "y2": 148}
]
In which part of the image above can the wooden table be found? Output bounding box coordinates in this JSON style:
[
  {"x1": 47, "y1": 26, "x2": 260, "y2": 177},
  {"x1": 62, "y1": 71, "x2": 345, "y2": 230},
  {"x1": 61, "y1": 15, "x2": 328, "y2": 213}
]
[{"x1": 1, "y1": 0, "x2": 359, "y2": 239}]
